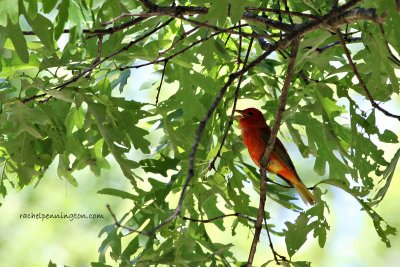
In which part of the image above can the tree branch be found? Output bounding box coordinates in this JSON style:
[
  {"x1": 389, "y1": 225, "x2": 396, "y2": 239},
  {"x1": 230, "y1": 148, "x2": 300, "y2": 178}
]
[
  {"x1": 23, "y1": 17, "x2": 147, "y2": 37},
  {"x1": 146, "y1": 45, "x2": 277, "y2": 236},
  {"x1": 21, "y1": 18, "x2": 174, "y2": 103},
  {"x1": 128, "y1": 0, "x2": 384, "y2": 240},
  {"x1": 155, "y1": 60, "x2": 168, "y2": 106},
  {"x1": 119, "y1": 24, "x2": 245, "y2": 70},
  {"x1": 336, "y1": 29, "x2": 400, "y2": 121},
  {"x1": 175, "y1": 16, "x2": 269, "y2": 39},
  {"x1": 379, "y1": 24, "x2": 400, "y2": 67},
  {"x1": 106, "y1": 204, "x2": 151, "y2": 236},
  {"x1": 306, "y1": 36, "x2": 362, "y2": 53},
  {"x1": 245, "y1": 7, "x2": 318, "y2": 20},
  {"x1": 247, "y1": 37, "x2": 300, "y2": 266},
  {"x1": 208, "y1": 37, "x2": 254, "y2": 171},
  {"x1": 158, "y1": 25, "x2": 200, "y2": 57}
]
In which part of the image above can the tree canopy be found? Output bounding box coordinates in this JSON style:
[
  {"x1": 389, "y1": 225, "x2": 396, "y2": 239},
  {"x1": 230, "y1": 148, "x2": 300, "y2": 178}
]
[{"x1": 1, "y1": 0, "x2": 400, "y2": 266}]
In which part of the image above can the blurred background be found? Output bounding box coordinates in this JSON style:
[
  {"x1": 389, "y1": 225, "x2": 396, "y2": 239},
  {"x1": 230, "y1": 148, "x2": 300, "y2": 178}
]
[{"x1": 0, "y1": 66, "x2": 399, "y2": 267}]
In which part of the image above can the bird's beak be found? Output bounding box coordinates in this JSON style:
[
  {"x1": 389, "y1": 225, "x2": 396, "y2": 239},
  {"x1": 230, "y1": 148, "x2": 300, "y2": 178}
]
[{"x1": 234, "y1": 110, "x2": 244, "y2": 120}]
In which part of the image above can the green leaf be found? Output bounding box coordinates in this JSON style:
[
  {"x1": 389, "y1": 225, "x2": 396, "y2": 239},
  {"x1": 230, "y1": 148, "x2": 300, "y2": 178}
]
[
  {"x1": 22, "y1": 12, "x2": 55, "y2": 53},
  {"x1": 201, "y1": 193, "x2": 225, "y2": 230},
  {"x1": 97, "y1": 188, "x2": 137, "y2": 200},
  {"x1": 111, "y1": 69, "x2": 131, "y2": 93},
  {"x1": 139, "y1": 155, "x2": 179, "y2": 177},
  {"x1": 85, "y1": 98, "x2": 139, "y2": 182},
  {"x1": 284, "y1": 212, "x2": 311, "y2": 258},
  {"x1": 54, "y1": 0, "x2": 70, "y2": 40},
  {"x1": 379, "y1": 129, "x2": 398, "y2": 143},
  {"x1": 98, "y1": 228, "x2": 121, "y2": 262},
  {"x1": 23, "y1": 0, "x2": 38, "y2": 20},
  {"x1": 58, "y1": 154, "x2": 78, "y2": 187},
  {"x1": 373, "y1": 147, "x2": 400, "y2": 203},
  {"x1": 42, "y1": 0, "x2": 58, "y2": 13},
  {"x1": 318, "y1": 179, "x2": 397, "y2": 247},
  {"x1": 7, "y1": 22, "x2": 29, "y2": 63},
  {"x1": 3, "y1": 102, "x2": 49, "y2": 138},
  {"x1": 206, "y1": 0, "x2": 229, "y2": 26},
  {"x1": 229, "y1": 0, "x2": 245, "y2": 24},
  {"x1": 0, "y1": 0, "x2": 19, "y2": 26}
]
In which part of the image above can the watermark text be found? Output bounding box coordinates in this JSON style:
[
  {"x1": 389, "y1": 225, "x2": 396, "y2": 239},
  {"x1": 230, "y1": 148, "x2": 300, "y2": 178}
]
[{"x1": 20, "y1": 212, "x2": 105, "y2": 221}]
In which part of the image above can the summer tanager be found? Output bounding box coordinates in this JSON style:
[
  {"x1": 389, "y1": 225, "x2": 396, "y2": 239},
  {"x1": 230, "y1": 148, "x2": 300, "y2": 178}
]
[{"x1": 236, "y1": 108, "x2": 316, "y2": 205}]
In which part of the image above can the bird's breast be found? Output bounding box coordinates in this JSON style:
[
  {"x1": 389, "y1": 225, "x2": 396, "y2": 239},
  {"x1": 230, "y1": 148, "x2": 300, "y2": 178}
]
[{"x1": 241, "y1": 129, "x2": 266, "y2": 167}]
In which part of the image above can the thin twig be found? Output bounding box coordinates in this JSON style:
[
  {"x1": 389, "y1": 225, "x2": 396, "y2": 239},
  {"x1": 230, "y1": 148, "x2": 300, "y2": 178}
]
[
  {"x1": 21, "y1": 18, "x2": 174, "y2": 103},
  {"x1": 155, "y1": 60, "x2": 168, "y2": 106},
  {"x1": 247, "y1": 37, "x2": 300, "y2": 266},
  {"x1": 92, "y1": 17, "x2": 148, "y2": 36},
  {"x1": 119, "y1": 32, "x2": 220, "y2": 70},
  {"x1": 208, "y1": 37, "x2": 254, "y2": 171},
  {"x1": 336, "y1": 29, "x2": 400, "y2": 121},
  {"x1": 158, "y1": 25, "x2": 200, "y2": 57},
  {"x1": 263, "y1": 209, "x2": 287, "y2": 264},
  {"x1": 86, "y1": 35, "x2": 104, "y2": 78},
  {"x1": 238, "y1": 21, "x2": 243, "y2": 64},
  {"x1": 316, "y1": 37, "x2": 362, "y2": 52},
  {"x1": 379, "y1": 24, "x2": 400, "y2": 67},
  {"x1": 283, "y1": 0, "x2": 294, "y2": 24},
  {"x1": 120, "y1": 24, "x2": 247, "y2": 71},
  {"x1": 106, "y1": 204, "x2": 151, "y2": 236},
  {"x1": 23, "y1": 1, "x2": 374, "y2": 42}
]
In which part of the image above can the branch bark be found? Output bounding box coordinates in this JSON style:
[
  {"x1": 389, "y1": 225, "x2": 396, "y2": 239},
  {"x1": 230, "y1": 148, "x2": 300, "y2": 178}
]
[
  {"x1": 247, "y1": 37, "x2": 300, "y2": 266},
  {"x1": 336, "y1": 29, "x2": 400, "y2": 121}
]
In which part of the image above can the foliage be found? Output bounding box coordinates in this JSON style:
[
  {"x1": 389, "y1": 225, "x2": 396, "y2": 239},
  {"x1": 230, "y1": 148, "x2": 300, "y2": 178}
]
[{"x1": 0, "y1": 0, "x2": 399, "y2": 266}]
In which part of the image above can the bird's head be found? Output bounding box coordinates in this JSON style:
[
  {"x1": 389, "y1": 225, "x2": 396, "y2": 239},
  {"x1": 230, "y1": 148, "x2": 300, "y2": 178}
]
[{"x1": 235, "y1": 108, "x2": 266, "y2": 129}]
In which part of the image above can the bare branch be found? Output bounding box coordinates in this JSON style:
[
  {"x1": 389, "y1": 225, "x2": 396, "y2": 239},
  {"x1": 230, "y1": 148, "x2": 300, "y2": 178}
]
[
  {"x1": 336, "y1": 29, "x2": 400, "y2": 121},
  {"x1": 247, "y1": 37, "x2": 300, "y2": 266},
  {"x1": 21, "y1": 18, "x2": 174, "y2": 103},
  {"x1": 155, "y1": 60, "x2": 168, "y2": 106}
]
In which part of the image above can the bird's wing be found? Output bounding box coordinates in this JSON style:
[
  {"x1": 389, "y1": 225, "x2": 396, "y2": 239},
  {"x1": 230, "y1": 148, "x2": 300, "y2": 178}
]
[{"x1": 259, "y1": 126, "x2": 298, "y2": 174}]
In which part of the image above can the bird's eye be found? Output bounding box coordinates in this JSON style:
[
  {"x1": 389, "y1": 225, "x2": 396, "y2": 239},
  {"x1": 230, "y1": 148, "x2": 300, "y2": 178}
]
[{"x1": 248, "y1": 112, "x2": 253, "y2": 116}]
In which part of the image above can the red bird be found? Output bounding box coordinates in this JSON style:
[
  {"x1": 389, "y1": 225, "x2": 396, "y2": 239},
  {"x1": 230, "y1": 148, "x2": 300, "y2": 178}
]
[{"x1": 236, "y1": 108, "x2": 316, "y2": 205}]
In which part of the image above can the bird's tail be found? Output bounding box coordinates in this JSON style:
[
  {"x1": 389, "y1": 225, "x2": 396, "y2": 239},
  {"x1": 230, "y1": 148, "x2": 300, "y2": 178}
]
[{"x1": 293, "y1": 181, "x2": 316, "y2": 206}]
